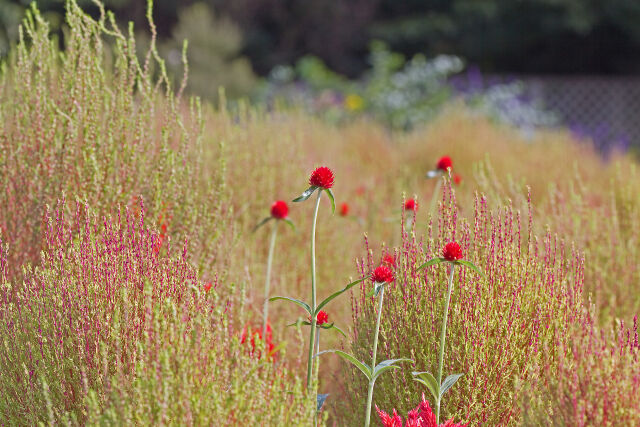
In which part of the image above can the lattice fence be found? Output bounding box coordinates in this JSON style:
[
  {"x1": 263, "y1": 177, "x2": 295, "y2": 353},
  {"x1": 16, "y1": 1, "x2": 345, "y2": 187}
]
[{"x1": 521, "y1": 76, "x2": 640, "y2": 149}]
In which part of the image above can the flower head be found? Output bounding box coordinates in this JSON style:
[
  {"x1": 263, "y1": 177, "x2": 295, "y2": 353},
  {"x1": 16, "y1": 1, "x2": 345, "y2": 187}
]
[
  {"x1": 372, "y1": 265, "x2": 394, "y2": 284},
  {"x1": 453, "y1": 174, "x2": 462, "y2": 185},
  {"x1": 339, "y1": 202, "x2": 350, "y2": 216},
  {"x1": 316, "y1": 310, "x2": 329, "y2": 325},
  {"x1": 204, "y1": 282, "x2": 212, "y2": 292},
  {"x1": 442, "y1": 241, "x2": 463, "y2": 261},
  {"x1": 383, "y1": 253, "x2": 396, "y2": 268},
  {"x1": 270, "y1": 200, "x2": 289, "y2": 219},
  {"x1": 436, "y1": 156, "x2": 453, "y2": 171},
  {"x1": 376, "y1": 406, "x2": 403, "y2": 427},
  {"x1": 404, "y1": 199, "x2": 418, "y2": 212},
  {"x1": 309, "y1": 166, "x2": 334, "y2": 189}
]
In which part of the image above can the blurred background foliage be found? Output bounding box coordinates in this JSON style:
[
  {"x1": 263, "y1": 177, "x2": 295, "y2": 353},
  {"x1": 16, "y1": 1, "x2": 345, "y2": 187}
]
[
  {"x1": 0, "y1": 0, "x2": 638, "y2": 148},
  {"x1": 2, "y1": 0, "x2": 639, "y2": 76}
]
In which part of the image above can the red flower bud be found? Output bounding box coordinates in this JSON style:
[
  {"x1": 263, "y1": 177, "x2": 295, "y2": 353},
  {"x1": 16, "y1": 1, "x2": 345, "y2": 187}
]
[
  {"x1": 453, "y1": 173, "x2": 462, "y2": 185},
  {"x1": 442, "y1": 241, "x2": 463, "y2": 261},
  {"x1": 309, "y1": 166, "x2": 335, "y2": 189},
  {"x1": 339, "y1": 202, "x2": 350, "y2": 216},
  {"x1": 270, "y1": 200, "x2": 289, "y2": 219},
  {"x1": 436, "y1": 156, "x2": 453, "y2": 171},
  {"x1": 316, "y1": 310, "x2": 329, "y2": 325},
  {"x1": 404, "y1": 199, "x2": 418, "y2": 212},
  {"x1": 204, "y1": 282, "x2": 212, "y2": 292}
]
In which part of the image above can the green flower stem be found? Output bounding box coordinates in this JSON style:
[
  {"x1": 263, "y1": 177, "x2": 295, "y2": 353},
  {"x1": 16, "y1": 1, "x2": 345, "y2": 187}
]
[
  {"x1": 262, "y1": 221, "x2": 279, "y2": 338},
  {"x1": 364, "y1": 285, "x2": 385, "y2": 427},
  {"x1": 429, "y1": 177, "x2": 443, "y2": 217},
  {"x1": 436, "y1": 263, "x2": 455, "y2": 424},
  {"x1": 306, "y1": 191, "x2": 322, "y2": 390}
]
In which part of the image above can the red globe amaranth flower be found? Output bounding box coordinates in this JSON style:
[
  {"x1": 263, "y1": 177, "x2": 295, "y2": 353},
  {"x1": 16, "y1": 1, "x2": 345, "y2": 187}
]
[
  {"x1": 442, "y1": 241, "x2": 463, "y2": 261},
  {"x1": 204, "y1": 282, "x2": 212, "y2": 292},
  {"x1": 372, "y1": 265, "x2": 394, "y2": 283},
  {"x1": 309, "y1": 166, "x2": 335, "y2": 189},
  {"x1": 339, "y1": 202, "x2": 350, "y2": 216},
  {"x1": 436, "y1": 156, "x2": 453, "y2": 171},
  {"x1": 316, "y1": 310, "x2": 329, "y2": 325},
  {"x1": 383, "y1": 254, "x2": 396, "y2": 268},
  {"x1": 404, "y1": 199, "x2": 418, "y2": 212},
  {"x1": 270, "y1": 200, "x2": 289, "y2": 219},
  {"x1": 453, "y1": 174, "x2": 462, "y2": 185}
]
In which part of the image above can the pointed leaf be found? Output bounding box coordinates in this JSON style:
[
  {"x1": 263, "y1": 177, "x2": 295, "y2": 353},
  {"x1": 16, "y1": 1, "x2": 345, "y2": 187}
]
[
  {"x1": 252, "y1": 217, "x2": 272, "y2": 233},
  {"x1": 325, "y1": 189, "x2": 336, "y2": 214},
  {"x1": 286, "y1": 318, "x2": 311, "y2": 328},
  {"x1": 283, "y1": 218, "x2": 296, "y2": 231},
  {"x1": 316, "y1": 277, "x2": 366, "y2": 313},
  {"x1": 412, "y1": 371, "x2": 440, "y2": 402},
  {"x1": 317, "y1": 393, "x2": 329, "y2": 412},
  {"x1": 440, "y1": 373, "x2": 464, "y2": 397},
  {"x1": 372, "y1": 358, "x2": 412, "y2": 381},
  {"x1": 268, "y1": 296, "x2": 312, "y2": 315},
  {"x1": 323, "y1": 323, "x2": 347, "y2": 337},
  {"x1": 293, "y1": 186, "x2": 318, "y2": 202},
  {"x1": 315, "y1": 350, "x2": 372, "y2": 381},
  {"x1": 455, "y1": 260, "x2": 486, "y2": 278},
  {"x1": 417, "y1": 257, "x2": 446, "y2": 271}
]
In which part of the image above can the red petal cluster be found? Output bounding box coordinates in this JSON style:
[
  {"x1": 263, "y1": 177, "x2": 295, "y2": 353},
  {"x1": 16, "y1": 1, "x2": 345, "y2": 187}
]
[
  {"x1": 372, "y1": 265, "x2": 394, "y2": 284},
  {"x1": 309, "y1": 166, "x2": 335, "y2": 189},
  {"x1": 383, "y1": 253, "x2": 396, "y2": 268},
  {"x1": 376, "y1": 394, "x2": 468, "y2": 427},
  {"x1": 442, "y1": 241, "x2": 463, "y2": 261},
  {"x1": 270, "y1": 200, "x2": 289, "y2": 219},
  {"x1": 436, "y1": 156, "x2": 453, "y2": 171},
  {"x1": 316, "y1": 310, "x2": 329, "y2": 325},
  {"x1": 404, "y1": 199, "x2": 418, "y2": 212},
  {"x1": 339, "y1": 202, "x2": 350, "y2": 216},
  {"x1": 240, "y1": 321, "x2": 276, "y2": 360},
  {"x1": 453, "y1": 174, "x2": 462, "y2": 185},
  {"x1": 203, "y1": 282, "x2": 212, "y2": 292}
]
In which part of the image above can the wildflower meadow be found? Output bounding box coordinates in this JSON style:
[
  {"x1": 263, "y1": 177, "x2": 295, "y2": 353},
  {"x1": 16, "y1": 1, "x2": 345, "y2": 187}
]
[{"x1": 0, "y1": 2, "x2": 639, "y2": 426}]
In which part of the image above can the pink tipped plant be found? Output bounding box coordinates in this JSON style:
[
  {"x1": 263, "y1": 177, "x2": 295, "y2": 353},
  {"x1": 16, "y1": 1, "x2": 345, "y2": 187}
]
[
  {"x1": 413, "y1": 242, "x2": 483, "y2": 424},
  {"x1": 317, "y1": 264, "x2": 412, "y2": 427},
  {"x1": 254, "y1": 200, "x2": 295, "y2": 338}
]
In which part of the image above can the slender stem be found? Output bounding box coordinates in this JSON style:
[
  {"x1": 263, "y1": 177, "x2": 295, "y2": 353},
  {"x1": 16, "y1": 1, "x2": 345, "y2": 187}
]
[
  {"x1": 364, "y1": 285, "x2": 385, "y2": 427},
  {"x1": 429, "y1": 177, "x2": 443, "y2": 218},
  {"x1": 306, "y1": 191, "x2": 322, "y2": 390},
  {"x1": 262, "y1": 221, "x2": 278, "y2": 338},
  {"x1": 436, "y1": 264, "x2": 455, "y2": 424}
]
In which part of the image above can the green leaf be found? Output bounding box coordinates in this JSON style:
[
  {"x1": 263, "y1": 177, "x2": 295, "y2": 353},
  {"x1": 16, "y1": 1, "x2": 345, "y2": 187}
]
[
  {"x1": 372, "y1": 358, "x2": 412, "y2": 381},
  {"x1": 324, "y1": 323, "x2": 347, "y2": 337},
  {"x1": 325, "y1": 188, "x2": 336, "y2": 214},
  {"x1": 268, "y1": 296, "x2": 312, "y2": 315},
  {"x1": 286, "y1": 318, "x2": 310, "y2": 328},
  {"x1": 417, "y1": 257, "x2": 446, "y2": 271},
  {"x1": 252, "y1": 217, "x2": 272, "y2": 233},
  {"x1": 316, "y1": 350, "x2": 372, "y2": 381},
  {"x1": 440, "y1": 373, "x2": 464, "y2": 397},
  {"x1": 455, "y1": 260, "x2": 486, "y2": 278},
  {"x1": 412, "y1": 371, "x2": 440, "y2": 402},
  {"x1": 316, "y1": 277, "x2": 366, "y2": 313},
  {"x1": 317, "y1": 393, "x2": 329, "y2": 412},
  {"x1": 283, "y1": 218, "x2": 296, "y2": 231},
  {"x1": 292, "y1": 186, "x2": 318, "y2": 202}
]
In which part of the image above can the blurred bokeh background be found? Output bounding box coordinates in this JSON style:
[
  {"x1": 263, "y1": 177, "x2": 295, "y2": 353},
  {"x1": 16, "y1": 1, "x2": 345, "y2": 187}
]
[{"x1": 1, "y1": 0, "x2": 639, "y2": 150}]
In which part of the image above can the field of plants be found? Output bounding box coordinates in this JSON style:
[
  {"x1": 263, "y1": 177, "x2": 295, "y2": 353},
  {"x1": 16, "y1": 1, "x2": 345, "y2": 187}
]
[{"x1": 1, "y1": 3, "x2": 639, "y2": 426}]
